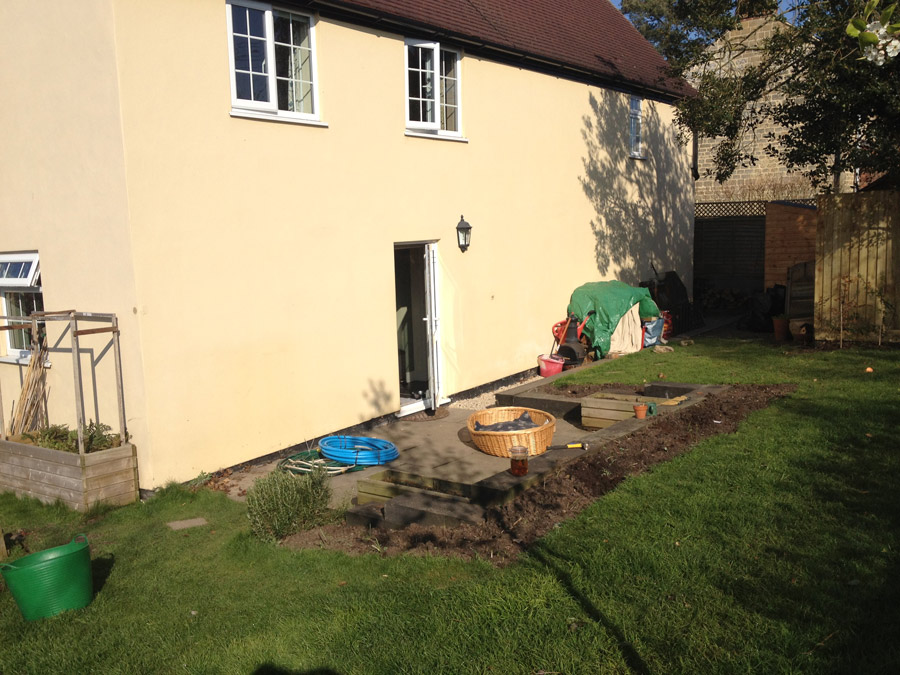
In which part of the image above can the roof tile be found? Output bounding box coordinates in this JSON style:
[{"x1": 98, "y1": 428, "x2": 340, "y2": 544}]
[{"x1": 324, "y1": 0, "x2": 685, "y2": 98}]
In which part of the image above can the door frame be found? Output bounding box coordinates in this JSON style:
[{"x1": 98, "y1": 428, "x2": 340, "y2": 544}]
[{"x1": 396, "y1": 241, "x2": 444, "y2": 417}]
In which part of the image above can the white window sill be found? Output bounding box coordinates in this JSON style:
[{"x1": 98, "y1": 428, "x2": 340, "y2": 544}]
[
  {"x1": 405, "y1": 130, "x2": 469, "y2": 143},
  {"x1": 0, "y1": 355, "x2": 51, "y2": 367},
  {"x1": 230, "y1": 109, "x2": 329, "y2": 128}
]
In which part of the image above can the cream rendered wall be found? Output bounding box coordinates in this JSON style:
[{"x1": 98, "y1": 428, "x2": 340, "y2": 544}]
[
  {"x1": 0, "y1": 2, "x2": 148, "y2": 466},
  {"x1": 14, "y1": 0, "x2": 691, "y2": 487}
]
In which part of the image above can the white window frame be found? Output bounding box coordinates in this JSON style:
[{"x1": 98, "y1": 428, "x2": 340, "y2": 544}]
[
  {"x1": 0, "y1": 252, "x2": 40, "y2": 288},
  {"x1": 0, "y1": 252, "x2": 42, "y2": 361},
  {"x1": 405, "y1": 39, "x2": 462, "y2": 138},
  {"x1": 629, "y1": 95, "x2": 644, "y2": 159},
  {"x1": 226, "y1": 0, "x2": 320, "y2": 122}
]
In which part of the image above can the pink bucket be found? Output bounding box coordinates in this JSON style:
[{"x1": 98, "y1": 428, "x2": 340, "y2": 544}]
[{"x1": 538, "y1": 354, "x2": 564, "y2": 377}]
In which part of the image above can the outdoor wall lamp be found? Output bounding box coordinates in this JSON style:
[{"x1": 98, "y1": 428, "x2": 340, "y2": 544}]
[{"x1": 456, "y1": 215, "x2": 472, "y2": 252}]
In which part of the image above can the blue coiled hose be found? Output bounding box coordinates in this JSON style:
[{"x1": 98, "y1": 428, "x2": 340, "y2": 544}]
[{"x1": 319, "y1": 435, "x2": 399, "y2": 466}]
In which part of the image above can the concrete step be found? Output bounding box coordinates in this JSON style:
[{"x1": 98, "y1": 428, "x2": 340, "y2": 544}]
[
  {"x1": 345, "y1": 501, "x2": 386, "y2": 528},
  {"x1": 384, "y1": 493, "x2": 486, "y2": 528},
  {"x1": 346, "y1": 492, "x2": 487, "y2": 529}
]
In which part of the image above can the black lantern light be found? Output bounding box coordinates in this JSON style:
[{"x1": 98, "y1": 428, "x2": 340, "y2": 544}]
[{"x1": 456, "y1": 215, "x2": 472, "y2": 252}]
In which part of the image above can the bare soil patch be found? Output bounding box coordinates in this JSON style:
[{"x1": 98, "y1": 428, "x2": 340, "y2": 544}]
[
  {"x1": 283, "y1": 384, "x2": 795, "y2": 565},
  {"x1": 537, "y1": 382, "x2": 646, "y2": 398}
]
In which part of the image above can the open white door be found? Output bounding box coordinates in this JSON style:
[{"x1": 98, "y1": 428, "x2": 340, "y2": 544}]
[
  {"x1": 395, "y1": 242, "x2": 443, "y2": 417},
  {"x1": 423, "y1": 243, "x2": 443, "y2": 411}
]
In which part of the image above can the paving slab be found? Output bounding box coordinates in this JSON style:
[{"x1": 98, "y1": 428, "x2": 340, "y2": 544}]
[
  {"x1": 167, "y1": 517, "x2": 209, "y2": 531},
  {"x1": 222, "y1": 319, "x2": 740, "y2": 524},
  {"x1": 223, "y1": 382, "x2": 712, "y2": 517},
  {"x1": 225, "y1": 404, "x2": 585, "y2": 509},
  {"x1": 330, "y1": 407, "x2": 583, "y2": 505}
]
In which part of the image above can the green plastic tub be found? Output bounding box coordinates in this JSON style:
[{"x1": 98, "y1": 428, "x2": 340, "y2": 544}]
[{"x1": 1, "y1": 534, "x2": 93, "y2": 620}]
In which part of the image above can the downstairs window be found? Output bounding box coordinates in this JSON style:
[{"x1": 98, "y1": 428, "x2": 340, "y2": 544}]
[{"x1": 0, "y1": 252, "x2": 43, "y2": 359}]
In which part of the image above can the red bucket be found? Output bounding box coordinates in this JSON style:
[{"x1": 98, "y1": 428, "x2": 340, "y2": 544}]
[{"x1": 538, "y1": 354, "x2": 564, "y2": 377}]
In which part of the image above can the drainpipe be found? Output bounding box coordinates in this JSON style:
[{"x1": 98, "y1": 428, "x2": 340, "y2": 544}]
[{"x1": 691, "y1": 133, "x2": 700, "y2": 181}]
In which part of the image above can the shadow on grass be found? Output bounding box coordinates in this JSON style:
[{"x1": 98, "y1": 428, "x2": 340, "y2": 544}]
[
  {"x1": 91, "y1": 553, "x2": 115, "y2": 595},
  {"x1": 528, "y1": 543, "x2": 650, "y2": 675},
  {"x1": 718, "y1": 392, "x2": 900, "y2": 671},
  {"x1": 252, "y1": 667, "x2": 340, "y2": 675}
]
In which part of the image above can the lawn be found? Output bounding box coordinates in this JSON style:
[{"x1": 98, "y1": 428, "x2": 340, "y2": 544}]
[{"x1": 2, "y1": 335, "x2": 899, "y2": 673}]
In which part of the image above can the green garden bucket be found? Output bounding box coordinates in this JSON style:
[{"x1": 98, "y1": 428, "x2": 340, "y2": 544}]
[{"x1": 1, "y1": 534, "x2": 93, "y2": 620}]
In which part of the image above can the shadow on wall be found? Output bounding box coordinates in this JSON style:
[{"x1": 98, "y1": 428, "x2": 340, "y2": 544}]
[
  {"x1": 3, "y1": 317, "x2": 121, "y2": 435},
  {"x1": 362, "y1": 378, "x2": 394, "y2": 421},
  {"x1": 580, "y1": 92, "x2": 693, "y2": 286},
  {"x1": 46, "y1": 321, "x2": 117, "y2": 426}
]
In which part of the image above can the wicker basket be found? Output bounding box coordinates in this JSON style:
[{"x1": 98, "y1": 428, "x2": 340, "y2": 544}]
[{"x1": 466, "y1": 407, "x2": 556, "y2": 457}]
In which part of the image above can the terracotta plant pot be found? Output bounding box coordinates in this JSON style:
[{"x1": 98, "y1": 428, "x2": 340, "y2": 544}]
[
  {"x1": 633, "y1": 404, "x2": 648, "y2": 420},
  {"x1": 772, "y1": 316, "x2": 791, "y2": 342}
]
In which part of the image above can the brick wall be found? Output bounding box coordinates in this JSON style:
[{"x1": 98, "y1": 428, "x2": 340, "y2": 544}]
[{"x1": 764, "y1": 201, "x2": 817, "y2": 288}]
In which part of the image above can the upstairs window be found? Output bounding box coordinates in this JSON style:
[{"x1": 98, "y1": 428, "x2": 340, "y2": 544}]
[
  {"x1": 629, "y1": 95, "x2": 643, "y2": 158},
  {"x1": 406, "y1": 40, "x2": 460, "y2": 136},
  {"x1": 226, "y1": 1, "x2": 319, "y2": 120},
  {"x1": 0, "y1": 253, "x2": 43, "y2": 359}
]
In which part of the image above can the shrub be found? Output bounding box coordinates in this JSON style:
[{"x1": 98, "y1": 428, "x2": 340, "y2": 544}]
[
  {"x1": 246, "y1": 468, "x2": 332, "y2": 542},
  {"x1": 22, "y1": 420, "x2": 119, "y2": 453}
]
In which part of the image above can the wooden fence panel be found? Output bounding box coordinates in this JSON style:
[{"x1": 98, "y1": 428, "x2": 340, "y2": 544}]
[
  {"x1": 694, "y1": 216, "x2": 766, "y2": 298},
  {"x1": 815, "y1": 192, "x2": 899, "y2": 342}
]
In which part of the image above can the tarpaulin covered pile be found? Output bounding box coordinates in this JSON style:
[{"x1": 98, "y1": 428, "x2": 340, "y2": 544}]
[{"x1": 567, "y1": 281, "x2": 660, "y2": 357}]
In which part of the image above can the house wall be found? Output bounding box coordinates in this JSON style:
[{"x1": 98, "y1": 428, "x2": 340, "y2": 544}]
[
  {"x1": 3, "y1": 0, "x2": 693, "y2": 487},
  {"x1": 0, "y1": 1, "x2": 149, "y2": 464},
  {"x1": 694, "y1": 17, "x2": 819, "y2": 204},
  {"x1": 764, "y1": 202, "x2": 817, "y2": 288}
]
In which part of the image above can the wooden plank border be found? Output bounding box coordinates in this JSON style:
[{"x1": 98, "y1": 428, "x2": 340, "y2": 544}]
[{"x1": 0, "y1": 440, "x2": 138, "y2": 511}]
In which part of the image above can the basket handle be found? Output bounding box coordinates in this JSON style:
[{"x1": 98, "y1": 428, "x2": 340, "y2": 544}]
[{"x1": 73, "y1": 533, "x2": 88, "y2": 544}]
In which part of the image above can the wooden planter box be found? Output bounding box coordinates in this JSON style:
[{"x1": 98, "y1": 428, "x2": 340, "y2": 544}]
[
  {"x1": 0, "y1": 439, "x2": 138, "y2": 511},
  {"x1": 581, "y1": 393, "x2": 669, "y2": 429}
]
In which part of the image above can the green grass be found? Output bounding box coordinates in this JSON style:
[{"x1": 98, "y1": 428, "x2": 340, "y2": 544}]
[{"x1": 2, "y1": 336, "x2": 899, "y2": 673}]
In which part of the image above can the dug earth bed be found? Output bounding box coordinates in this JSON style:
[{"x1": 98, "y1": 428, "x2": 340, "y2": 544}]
[
  {"x1": 538, "y1": 382, "x2": 672, "y2": 398},
  {"x1": 283, "y1": 383, "x2": 795, "y2": 566}
]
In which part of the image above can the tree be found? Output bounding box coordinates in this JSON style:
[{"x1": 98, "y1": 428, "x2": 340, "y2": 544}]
[
  {"x1": 619, "y1": 0, "x2": 707, "y2": 69},
  {"x1": 847, "y1": 0, "x2": 900, "y2": 64},
  {"x1": 621, "y1": 0, "x2": 900, "y2": 191}
]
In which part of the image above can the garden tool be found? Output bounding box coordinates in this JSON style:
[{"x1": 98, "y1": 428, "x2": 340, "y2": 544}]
[{"x1": 547, "y1": 442, "x2": 590, "y2": 451}]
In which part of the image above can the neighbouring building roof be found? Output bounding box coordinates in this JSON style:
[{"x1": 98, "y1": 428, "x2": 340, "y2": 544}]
[
  {"x1": 860, "y1": 172, "x2": 898, "y2": 191},
  {"x1": 299, "y1": 0, "x2": 688, "y2": 100}
]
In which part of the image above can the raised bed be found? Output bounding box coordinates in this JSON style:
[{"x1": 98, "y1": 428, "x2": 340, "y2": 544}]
[
  {"x1": 0, "y1": 438, "x2": 138, "y2": 511},
  {"x1": 0, "y1": 310, "x2": 138, "y2": 511},
  {"x1": 581, "y1": 393, "x2": 671, "y2": 429}
]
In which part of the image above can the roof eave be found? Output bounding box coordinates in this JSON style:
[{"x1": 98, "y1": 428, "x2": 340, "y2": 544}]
[{"x1": 294, "y1": 0, "x2": 688, "y2": 102}]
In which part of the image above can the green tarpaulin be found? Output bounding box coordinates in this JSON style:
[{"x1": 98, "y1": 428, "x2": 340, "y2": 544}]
[{"x1": 567, "y1": 281, "x2": 660, "y2": 357}]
